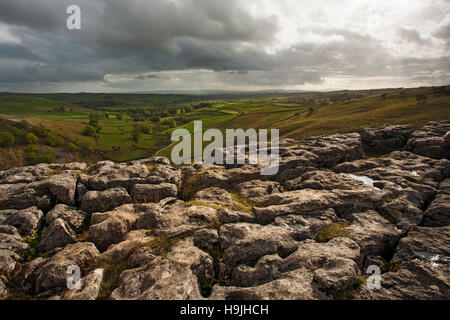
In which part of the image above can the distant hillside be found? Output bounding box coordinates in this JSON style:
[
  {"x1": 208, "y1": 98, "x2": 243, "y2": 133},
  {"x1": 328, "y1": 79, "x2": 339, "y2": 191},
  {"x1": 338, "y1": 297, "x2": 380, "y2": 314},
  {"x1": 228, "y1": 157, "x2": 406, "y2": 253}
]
[{"x1": 1, "y1": 85, "x2": 449, "y2": 165}]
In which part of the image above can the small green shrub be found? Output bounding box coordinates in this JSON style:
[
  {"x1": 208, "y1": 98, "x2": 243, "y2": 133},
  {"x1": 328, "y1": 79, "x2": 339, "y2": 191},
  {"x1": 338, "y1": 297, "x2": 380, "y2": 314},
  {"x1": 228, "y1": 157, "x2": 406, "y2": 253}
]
[
  {"x1": 21, "y1": 228, "x2": 46, "y2": 262},
  {"x1": 0, "y1": 132, "x2": 15, "y2": 147},
  {"x1": 26, "y1": 133, "x2": 39, "y2": 145},
  {"x1": 82, "y1": 125, "x2": 97, "y2": 137}
]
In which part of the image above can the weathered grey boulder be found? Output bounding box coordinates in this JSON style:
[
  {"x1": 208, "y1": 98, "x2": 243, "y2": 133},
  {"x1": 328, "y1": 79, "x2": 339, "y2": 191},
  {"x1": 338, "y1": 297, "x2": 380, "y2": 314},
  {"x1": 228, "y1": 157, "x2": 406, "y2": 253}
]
[
  {"x1": 131, "y1": 183, "x2": 177, "y2": 203},
  {"x1": 360, "y1": 124, "x2": 413, "y2": 154},
  {"x1": 0, "y1": 225, "x2": 19, "y2": 236},
  {"x1": 39, "y1": 218, "x2": 77, "y2": 252},
  {"x1": 346, "y1": 210, "x2": 401, "y2": 259},
  {"x1": 35, "y1": 242, "x2": 100, "y2": 294},
  {"x1": 129, "y1": 156, "x2": 171, "y2": 166},
  {"x1": 0, "y1": 232, "x2": 29, "y2": 253},
  {"x1": 81, "y1": 187, "x2": 132, "y2": 213},
  {"x1": 193, "y1": 229, "x2": 219, "y2": 252},
  {"x1": 0, "y1": 249, "x2": 20, "y2": 273},
  {"x1": 254, "y1": 188, "x2": 380, "y2": 224},
  {"x1": 87, "y1": 160, "x2": 180, "y2": 191},
  {"x1": 196, "y1": 165, "x2": 262, "y2": 192},
  {"x1": 0, "y1": 209, "x2": 17, "y2": 225},
  {"x1": 296, "y1": 133, "x2": 363, "y2": 168},
  {"x1": 422, "y1": 179, "x2": 450, "y2": 227},
  {"x1": 406, "y1": 120, "x2": 450, "y2": 159},
  {"x1": 313, "y1": 257, "x2": 359, "y2": 293},
  {"x1": 110, "y1": 239, "x2": 213, "y2": 300},
  {"x1": 392, "y1": 226, "x2": 450, "y2": 265},
  {"x1": 149, "y1": 165, "x2": 182, "y2": 184},
  {"x1": 236, "y1": 180, "x2": 282, "y2": 203},
  {"x1": 254, "y1": 189, "x2": 339, "y2": 224},
  {"x1": 98, "y1": 229, "x2": 153, "y2": 262},
  {"x1": 0, "y1": 187, "x2": 51, "y2": 211},
  {"x1": 0, "y1": 163, "x2": 60, "y2": 184},
  {"x1": 219, "y1": 223, "x2": 297, "y2": 268},
  {"x1": 271, "y1": 208, "x2": 337, "y2": 241},
  {"x1": 216, "y1": 207, "x2": 256, "y2": 224},
  {"x1": 285, "y1": 170, "x2": 375, "y2": 191},
  {"x1": 62, "y1": 268, "x2": 104, "y2": 300},
  {"x1": 134, "y1": 199, "x2": 220, "y2": 240},
  {"x1": 358, "y1": 259, "x2": 450, "y2": 300},
  {"x1": 193, "y1": 187, "x2": 234, "y2": 207},
  {"x1": 87, "y1": 163, "x2": 151, "y2": 191},
  {"x1": 334, "y1": 160, "x2": 379, "y2": 174},
  {"x1": 45, "y1": 204, "x2": 87, "y2": 232},
  {"x1": 4, "y1": 206, "x2": 43, "y2": 236},
  {"x1": 16, "y1": 257, "x2": 47, "y2": 295},
  {"x1": 87, "y1": 204, "x2": 151, "y2": 251},
  {"x1": 29, "y1": 173, "x2": 77, "y2": 206},
  {"x1": 230, "y1": 237, "x2": 360, "y2": 288},
  {"x1": 210, "y1": 268, "x2": 317, "y2": 300},
  {"x1": 359, "y1": 226, "x2": 450, "y2": 300},
  {"x1": 128, "y1": 246, "x2": 157, "y2": 268}
]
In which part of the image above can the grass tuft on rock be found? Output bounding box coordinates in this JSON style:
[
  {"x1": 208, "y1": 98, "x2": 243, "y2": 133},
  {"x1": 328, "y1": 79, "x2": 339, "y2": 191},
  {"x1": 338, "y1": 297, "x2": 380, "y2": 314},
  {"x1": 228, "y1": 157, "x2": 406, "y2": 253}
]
[
  {"x1": 381, "y1": 260, "x2": 402, "y2": 273},
  {"x1": 95, "y1": 258, "x2": 129, "y2": 300},
  {"x1": 180, "y1": 172, "x2": 204, "y2": 201},
  {"x1": 186, "y1": 201, "x2": 221, "y2": 211},
  {"x1": 145, "y1": 164, "x2": 158, "y2": 172},
  {"x1": 377, "y1": 209, "x2": 398, "y2": 224},
  {"x1": 315, "y1": 222, "x2": 352, "y2": 243},
  {"x1": 142, "y1": 235, "x2": 181, "y2": 257},
  {"x1": 21, "y1": 228, "x2": 46, "y2": 262},
  {"x1": 230, "y1": 193, "x2": 255, "y2": 214}
]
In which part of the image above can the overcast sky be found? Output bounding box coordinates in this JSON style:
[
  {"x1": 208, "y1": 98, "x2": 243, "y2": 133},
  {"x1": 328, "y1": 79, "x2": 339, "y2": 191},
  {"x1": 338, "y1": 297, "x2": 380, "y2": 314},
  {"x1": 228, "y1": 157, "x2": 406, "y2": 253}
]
[{"x1": 0, "y1": 0, "x2": 449, "y2": 92}]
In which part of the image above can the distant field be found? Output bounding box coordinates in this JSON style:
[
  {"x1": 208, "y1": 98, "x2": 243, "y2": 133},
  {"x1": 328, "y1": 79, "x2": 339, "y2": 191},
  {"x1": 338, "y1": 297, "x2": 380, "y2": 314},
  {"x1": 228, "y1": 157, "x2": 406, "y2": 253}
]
[
  {"x1": 276, "y1": 89, "x2": 450, "y2": 138},
  {"x1": 0, "y1": 95, "x2": 90, "y2": 117},
  {"x1": 1, "y1": 86, "x2": 449, "y2": 163},
  {"x1": 0, "y1": 92, "x2": 207, "y2": 111}
]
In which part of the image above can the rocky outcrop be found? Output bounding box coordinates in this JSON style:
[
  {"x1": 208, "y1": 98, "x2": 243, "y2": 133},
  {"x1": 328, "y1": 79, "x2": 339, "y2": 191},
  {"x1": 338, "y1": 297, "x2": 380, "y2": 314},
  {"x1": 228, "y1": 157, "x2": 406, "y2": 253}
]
[
  {"x1": 81, "y1": 188, "x2": 132, "y2": 214},
  {"x1": 4, "y1": 207, "x2": 43, "y2": 236},
  {"x1": 87, "y1": 204, "x2": 151, "y2": 251},
  {"x1": 38, "y1": 218, "x2": 77, "y2": 252},
  {"x1": 406, "y1": 120, "x2": 450, "y2": 159},
  {"x1": 62, "y1": 268, "x2": 104, "y2": 300},
  {"x1": 360, "y1": 124, "x2": 413, "y2": 154},
  {"x1": 34, "y1": 242, "x2": 100, "y2": 294},
  {"x1": 130, "y1": 183, "x2": 177, "y2": 203},
  {"x1": 358, "y1": 226, "x2": 450, "y2": 299},
  {"x1": 422, "y1": 179, "x2": 450, "y2": 227},
  {"x1": 0, "y1": 123, "x2": 449, "y2": 300},
  {"x1": 45, "y1": 204, "x2": 87, "y2": 233},
  {"x1": 110, "y1": 239, "x2": 213, "y2": 300}
]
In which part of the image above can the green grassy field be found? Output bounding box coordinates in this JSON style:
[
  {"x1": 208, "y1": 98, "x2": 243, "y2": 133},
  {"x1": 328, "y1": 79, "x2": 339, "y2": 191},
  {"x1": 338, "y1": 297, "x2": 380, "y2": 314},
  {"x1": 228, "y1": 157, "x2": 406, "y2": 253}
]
[{"x1": 1, "y1": 86, "x2": 449, "y2": 165}]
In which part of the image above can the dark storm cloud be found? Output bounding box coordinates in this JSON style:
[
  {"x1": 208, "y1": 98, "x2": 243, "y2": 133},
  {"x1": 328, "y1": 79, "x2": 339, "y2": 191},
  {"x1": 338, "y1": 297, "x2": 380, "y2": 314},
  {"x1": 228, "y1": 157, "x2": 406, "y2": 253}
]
[
  {"x1": 0, "y1": 0, "x2": 281, "y2": 89},
  {"x1": 433, "y1": 23, "x2": 450, "y2": 47},
  {"x1": 398, "y1": 27, "x2": 432, "y2": 46},
  {"x1": 0, "y1": 0, "x2": 448, "y2": 91}
]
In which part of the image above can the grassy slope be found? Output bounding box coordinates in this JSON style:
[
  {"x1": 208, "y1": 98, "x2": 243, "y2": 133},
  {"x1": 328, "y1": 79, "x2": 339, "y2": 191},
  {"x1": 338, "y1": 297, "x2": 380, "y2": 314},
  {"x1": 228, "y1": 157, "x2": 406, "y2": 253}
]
[
  {"x1": 0, "y1": 95, "x2": 89, "y2": 116},
  {"x1": 276, "y1": 91, "x2": 450, "y2": 139}
]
